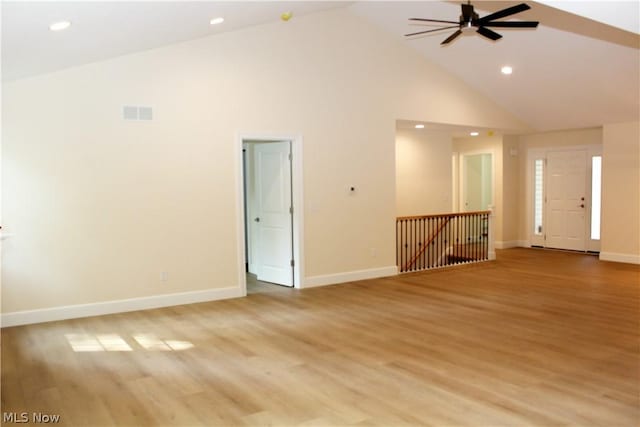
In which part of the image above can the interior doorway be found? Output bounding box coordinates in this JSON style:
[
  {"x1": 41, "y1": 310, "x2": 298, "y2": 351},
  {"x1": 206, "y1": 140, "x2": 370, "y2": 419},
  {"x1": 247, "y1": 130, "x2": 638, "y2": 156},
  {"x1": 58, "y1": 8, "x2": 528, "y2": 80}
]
[
  {"x1": 239, "y1": 134, "x2": 303, "y2": 294},
  {"x1": 461, "y1": 152, "x2": 494, "y2": 212}
]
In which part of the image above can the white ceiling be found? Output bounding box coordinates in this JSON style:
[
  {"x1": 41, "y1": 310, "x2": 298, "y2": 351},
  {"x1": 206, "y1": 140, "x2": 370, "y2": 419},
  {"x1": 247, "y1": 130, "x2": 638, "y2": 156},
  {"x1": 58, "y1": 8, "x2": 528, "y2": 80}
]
[
  {"x1": 1, "y1": 1, "x2": 349, "y2": 81},
  {"x1": 351, "y1": 1, "x2": 640, "y2": 132},
  {"x1": 2, "y1": 1, "x2": 639, "y2": 133},
  {"x1": 396, "y1": 119, "x2": 499, "y2": 138}
]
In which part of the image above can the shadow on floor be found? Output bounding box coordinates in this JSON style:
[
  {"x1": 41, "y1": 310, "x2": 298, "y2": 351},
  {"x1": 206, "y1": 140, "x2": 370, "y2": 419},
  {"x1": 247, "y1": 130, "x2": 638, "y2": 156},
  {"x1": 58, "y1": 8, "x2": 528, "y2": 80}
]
[{"x1": 246, "y1": 273, "x2": 294, "y2": 294}]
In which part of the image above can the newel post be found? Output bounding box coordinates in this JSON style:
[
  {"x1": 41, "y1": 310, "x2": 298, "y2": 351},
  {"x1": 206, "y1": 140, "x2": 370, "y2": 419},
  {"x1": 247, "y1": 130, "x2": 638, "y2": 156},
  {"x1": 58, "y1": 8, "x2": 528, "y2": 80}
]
[{"x1": 488, "y1": 205, "x2": 496, "y2": 261}]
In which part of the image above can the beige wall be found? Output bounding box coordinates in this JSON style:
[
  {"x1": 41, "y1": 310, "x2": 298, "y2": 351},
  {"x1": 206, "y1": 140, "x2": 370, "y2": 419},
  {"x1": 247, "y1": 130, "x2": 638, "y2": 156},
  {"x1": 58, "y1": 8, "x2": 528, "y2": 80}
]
[
  {"x1": 517, "y1": 128, "x2": 602, "y2": 150},
  {"x1": 397, "y1": 131, "x2": 521, "y2": 247},
  {"x1": 1, "y1": 9, "x2": 529, "y2": 315},
  {"x1": 601, "y1": 121, "x2": 640, "y2": 262},
  {"x1": 396, "y1": 129, "x2": 452, "y2": 216},
  {"x1": 502, "y1": 135, "x2": 520, "y2": 244}
]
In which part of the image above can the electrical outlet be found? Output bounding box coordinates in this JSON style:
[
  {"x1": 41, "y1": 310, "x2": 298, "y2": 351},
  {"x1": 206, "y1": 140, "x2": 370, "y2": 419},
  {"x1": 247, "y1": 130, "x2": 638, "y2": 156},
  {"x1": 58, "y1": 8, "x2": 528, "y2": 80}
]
[
  {"x1": 370, "y1": 248, "x2": 377, "y2": 258},
  {"x1": 160, "y1": 272, "x2": 168, "y2": 282}
]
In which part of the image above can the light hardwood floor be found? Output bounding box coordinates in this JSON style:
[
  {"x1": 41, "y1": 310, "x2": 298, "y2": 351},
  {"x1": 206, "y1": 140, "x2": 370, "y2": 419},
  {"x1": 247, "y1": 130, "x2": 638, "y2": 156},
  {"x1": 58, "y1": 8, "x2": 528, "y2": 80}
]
[
  {"x1": 2, "y1": 248, "x2": 639, "y2": 426},
  {"x1": 246, "y1": 273, "x2": 294, "y2": 294}
]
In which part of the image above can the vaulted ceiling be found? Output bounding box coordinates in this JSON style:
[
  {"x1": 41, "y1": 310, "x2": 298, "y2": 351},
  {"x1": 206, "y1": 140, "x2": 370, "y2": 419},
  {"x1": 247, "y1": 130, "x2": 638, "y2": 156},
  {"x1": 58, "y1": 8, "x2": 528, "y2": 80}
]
[{"x1": 2, "y1": 1, "x2": 639, "y2": 132}]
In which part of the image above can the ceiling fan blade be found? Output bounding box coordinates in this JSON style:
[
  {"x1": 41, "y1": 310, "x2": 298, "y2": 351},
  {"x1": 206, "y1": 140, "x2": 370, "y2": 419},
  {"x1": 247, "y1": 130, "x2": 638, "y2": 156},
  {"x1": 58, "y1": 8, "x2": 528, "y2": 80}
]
[
  {"x1": 441, "y1": 30, "x2": 463, "y2": 45},
  {"x1": 476, "y1": 26, "x2": 502, "y2": 41},
  {"x1": 409, "y1": 18, "x2": 460, "y2": 24},
  {"x1": 405, "y1": 25, "x2": 460, "y2": 37},
  {"x1": 478, "y1": 3, "x2": 530, "y2": 24},
  {"x1": 482, "y1": 21, "x2": 539, "y2": 28}
]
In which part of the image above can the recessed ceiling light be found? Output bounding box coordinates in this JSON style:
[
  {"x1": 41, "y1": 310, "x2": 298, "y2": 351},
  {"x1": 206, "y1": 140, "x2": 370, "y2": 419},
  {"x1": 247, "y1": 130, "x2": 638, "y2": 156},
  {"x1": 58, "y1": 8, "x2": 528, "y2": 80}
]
[
  {"x1": 210, "y1": 17, "x2": 224, "y2": 25},
  {"x1": 501, "y1": 65, "x2": 513, "y2": 75},
  {"x1": 49, "y1": 21, "x2": 71, "y2": 31},
  {"x1": 415, "y1": 124, "x2": 425, "y2": 129},
  {"x1": 470, "y1": 132, "x2": 479, "y2": 136}
]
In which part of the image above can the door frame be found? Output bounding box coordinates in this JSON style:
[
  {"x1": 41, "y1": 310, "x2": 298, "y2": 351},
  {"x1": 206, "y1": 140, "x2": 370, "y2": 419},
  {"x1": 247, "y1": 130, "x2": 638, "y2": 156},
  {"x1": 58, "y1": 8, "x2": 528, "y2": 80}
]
[
  {"x1": 525, "y1": 144, "x2": 602, "y2": 251},
  {"x1": 236, "y1": 133, "x2": 304, "y2": 295}
]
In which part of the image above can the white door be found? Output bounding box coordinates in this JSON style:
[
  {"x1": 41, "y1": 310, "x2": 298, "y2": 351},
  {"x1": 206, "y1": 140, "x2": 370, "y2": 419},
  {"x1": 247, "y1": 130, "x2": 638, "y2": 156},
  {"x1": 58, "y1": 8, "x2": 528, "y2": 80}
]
[
  {"x1": 253, "y1": 142, "x2": 293, "y2": 286},
  {"x1": 545, "y1": 150, "x2": 587, "y2": 251}
]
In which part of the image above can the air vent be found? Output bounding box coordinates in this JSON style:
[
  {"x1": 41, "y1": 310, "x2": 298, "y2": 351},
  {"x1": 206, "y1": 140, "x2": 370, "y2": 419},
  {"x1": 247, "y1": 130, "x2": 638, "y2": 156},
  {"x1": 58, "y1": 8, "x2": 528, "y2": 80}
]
[
  {"x1": 123, "y1": 105, "x2": 153, "y2": 121},
  {"x1": 138, "y1": 107, "x2": 153, "y2": 121},
  {"x1": 123, "y1": 105, "x2": 138, "y2": 120}
]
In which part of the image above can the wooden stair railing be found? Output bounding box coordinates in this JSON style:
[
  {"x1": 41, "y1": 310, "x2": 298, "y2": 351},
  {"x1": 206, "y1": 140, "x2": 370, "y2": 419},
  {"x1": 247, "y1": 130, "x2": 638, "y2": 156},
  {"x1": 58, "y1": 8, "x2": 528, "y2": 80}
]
[
  {"x1": 401, "y1": 217, "x2": 451, "y2": 272},
  {"x1": 397, "y1": 210, "x2": 492, "y2": 273}
]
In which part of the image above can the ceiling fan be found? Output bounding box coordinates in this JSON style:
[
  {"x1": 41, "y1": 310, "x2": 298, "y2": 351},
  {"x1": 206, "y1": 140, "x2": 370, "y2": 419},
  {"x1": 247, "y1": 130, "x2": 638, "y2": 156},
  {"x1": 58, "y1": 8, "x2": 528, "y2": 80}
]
[{"x1": 405, "y1": 1, "x2": 539, "y2": 45}]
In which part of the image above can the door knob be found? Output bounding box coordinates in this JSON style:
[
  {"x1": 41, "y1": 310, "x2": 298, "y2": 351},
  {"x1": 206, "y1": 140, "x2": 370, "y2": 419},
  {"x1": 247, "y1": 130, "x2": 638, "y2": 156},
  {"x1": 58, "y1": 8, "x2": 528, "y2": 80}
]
[{"x1": 254, "y1": 217, "x2": 260, "y2": 222}]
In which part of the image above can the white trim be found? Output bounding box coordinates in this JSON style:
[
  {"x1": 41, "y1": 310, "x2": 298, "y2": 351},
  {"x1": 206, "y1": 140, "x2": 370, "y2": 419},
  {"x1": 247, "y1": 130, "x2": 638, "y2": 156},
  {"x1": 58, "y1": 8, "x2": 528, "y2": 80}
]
[
  {"x1": 236, "y1": 132, "x2": 304, "y2": 292},
  {"x1": 599, "y1": 252, "x2": 640, "y2": 265},
  {"x1": 237, "y1": 141, "x2": 249, "y2": 296},
  {"x1": 451, "y1": 152, "x2": 459, "y2": 212},
  {"x1": 291, "y1": 137, "x2": 305, "y2": 289},
  {"x1": 487, "y1": 205, "x2": 496, "y2": 260},
  {"x1": 1, "y1": 286, "x2": 243, "y2": 328},
  {"x1": 304, "y1": 266, "x2": 398, "y2": 288},
  {"x1": 495, "y1": 240, "x2": 524, "y2": 249},
  {"x1": 526, "y1": 150, "x2": 546, "y2": 247}
]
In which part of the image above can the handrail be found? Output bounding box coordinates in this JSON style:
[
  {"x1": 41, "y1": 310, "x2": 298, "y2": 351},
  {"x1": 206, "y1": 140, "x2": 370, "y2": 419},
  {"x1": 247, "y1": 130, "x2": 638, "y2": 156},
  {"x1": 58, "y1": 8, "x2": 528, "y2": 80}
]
[{"x1": 397, "y1": 210, "x2": 491, "y2": 221}]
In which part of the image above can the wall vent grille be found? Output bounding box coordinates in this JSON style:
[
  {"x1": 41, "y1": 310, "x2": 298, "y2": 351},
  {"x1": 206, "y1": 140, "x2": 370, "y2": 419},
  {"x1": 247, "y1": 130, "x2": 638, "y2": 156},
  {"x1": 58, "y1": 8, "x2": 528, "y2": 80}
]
[{"x1": 123, "y1": 105, "x2": 153, "y2": 121}]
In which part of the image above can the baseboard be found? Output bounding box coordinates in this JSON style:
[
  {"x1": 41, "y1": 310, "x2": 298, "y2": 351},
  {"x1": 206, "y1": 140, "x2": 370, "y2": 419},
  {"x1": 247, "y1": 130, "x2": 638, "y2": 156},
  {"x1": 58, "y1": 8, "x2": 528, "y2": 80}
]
[
  {"x1": 599, "y1": 252, "x2": 640, "y2": 265},
  {"x1": 304, "y1": 265, "x2": 398, "y2": 288},
  {"x1": 1, "y1": 286, "x2": 243, "y2": 328},
  {"x1": 495, "y1": 240, "x2": 529, "y2": 249}
]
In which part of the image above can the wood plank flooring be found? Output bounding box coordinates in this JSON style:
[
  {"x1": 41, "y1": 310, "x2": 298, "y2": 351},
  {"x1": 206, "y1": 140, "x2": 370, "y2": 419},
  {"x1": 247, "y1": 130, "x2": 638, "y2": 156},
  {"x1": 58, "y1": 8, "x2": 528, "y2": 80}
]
[{"x1": 2, "y1": 248, "x2": 639, "y2": 426}]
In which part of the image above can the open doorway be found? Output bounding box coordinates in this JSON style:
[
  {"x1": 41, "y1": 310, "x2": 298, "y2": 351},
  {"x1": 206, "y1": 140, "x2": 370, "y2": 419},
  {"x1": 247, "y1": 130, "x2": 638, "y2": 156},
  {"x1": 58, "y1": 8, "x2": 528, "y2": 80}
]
[
  {"x1": 461, "y1": 152, "x2": 494, "y2": 212},
  {"x1": 239, "y1": 135, "x2": 303, "y2": 294}
]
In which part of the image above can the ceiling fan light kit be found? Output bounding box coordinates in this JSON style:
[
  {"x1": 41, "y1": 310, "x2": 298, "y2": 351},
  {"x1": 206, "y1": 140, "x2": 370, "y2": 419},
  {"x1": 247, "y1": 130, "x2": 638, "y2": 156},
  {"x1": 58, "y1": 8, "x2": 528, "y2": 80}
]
[{"x1": 406, "y1": 1, "x2": 539, "y2": 45}]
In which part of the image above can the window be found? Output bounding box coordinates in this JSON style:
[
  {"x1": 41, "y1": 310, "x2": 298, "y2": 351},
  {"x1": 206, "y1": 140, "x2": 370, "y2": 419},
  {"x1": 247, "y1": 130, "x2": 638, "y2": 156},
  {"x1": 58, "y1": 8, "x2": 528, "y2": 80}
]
[
  {"x1": 534, "y1": 159, "x2": 544, "y2": 235},
  {"x1": 591, "y1": 156, "x2": 602, "y2": 240}
]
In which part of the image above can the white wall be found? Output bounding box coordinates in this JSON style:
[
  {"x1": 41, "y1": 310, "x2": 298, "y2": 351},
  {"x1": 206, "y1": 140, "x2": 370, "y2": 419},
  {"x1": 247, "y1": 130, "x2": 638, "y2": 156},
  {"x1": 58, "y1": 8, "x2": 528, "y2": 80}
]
[
  {"x1": 1, "y1": 8, "x2": 528, "y2": 323},
  {"x1": 396, "y1": 129, "x2": 452, "y2": 216}
]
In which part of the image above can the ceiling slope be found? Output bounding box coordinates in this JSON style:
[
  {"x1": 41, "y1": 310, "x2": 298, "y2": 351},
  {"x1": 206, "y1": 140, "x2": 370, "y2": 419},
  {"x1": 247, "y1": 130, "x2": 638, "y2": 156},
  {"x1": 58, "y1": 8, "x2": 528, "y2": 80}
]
[
  {"x1": 1, "y1": 1, "x2": 349, "y2": 82},
  {"x1": 2, "y1": 1, "x2": 638, "y2": 132},
  {"x1": 349, "y1": 1, "x2": 639, "y2": 131}
]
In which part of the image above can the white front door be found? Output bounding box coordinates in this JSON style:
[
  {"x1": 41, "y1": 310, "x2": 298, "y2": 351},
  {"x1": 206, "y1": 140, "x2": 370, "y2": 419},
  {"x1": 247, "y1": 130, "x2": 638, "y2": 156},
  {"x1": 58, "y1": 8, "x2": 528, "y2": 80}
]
[
  {"x1": 545, "y1": 150, "x2": 587, "y2": 251},
  {"x1": 253, "y1": 142, "x2": 293, "y2": 286}
]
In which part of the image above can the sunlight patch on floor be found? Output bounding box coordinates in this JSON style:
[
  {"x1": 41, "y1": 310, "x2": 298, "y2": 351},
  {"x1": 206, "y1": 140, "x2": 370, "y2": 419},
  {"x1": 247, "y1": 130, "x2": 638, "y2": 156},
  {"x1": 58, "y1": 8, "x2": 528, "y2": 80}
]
[
  {"x1": 65, "y1": 333, "x2": 193, "y2": 352},
  {"x1": 133, "y1": 333, "x2": 194, "y2": 351}
]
